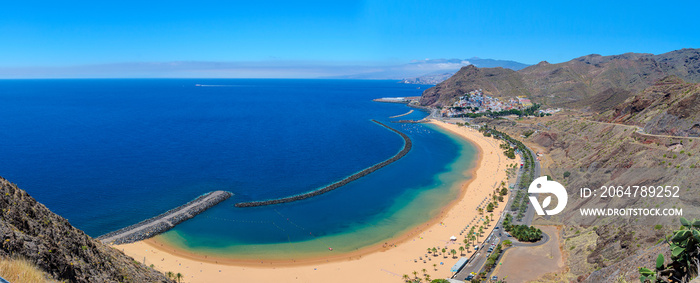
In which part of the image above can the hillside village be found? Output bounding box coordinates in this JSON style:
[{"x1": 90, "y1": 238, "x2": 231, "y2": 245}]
[{"x1": 441, "y1": 89, "x2": 559, "y2": 118}]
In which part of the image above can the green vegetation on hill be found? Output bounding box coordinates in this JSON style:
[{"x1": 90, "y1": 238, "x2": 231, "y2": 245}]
[{"x1": 639, "y1": 217, "x2": 700, "y2": 282}]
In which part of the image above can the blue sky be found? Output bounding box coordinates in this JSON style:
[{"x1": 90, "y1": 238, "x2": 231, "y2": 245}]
[{"x1": 1, "y1": 0, "x2": 698, "y2": 77}]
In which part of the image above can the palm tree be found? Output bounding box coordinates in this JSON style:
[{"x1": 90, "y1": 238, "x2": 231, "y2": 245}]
[
  {"x1": 450, "y1": 249, "x2": 457, "y2": 258},
  {"x1": 166, "y1": 271, "x2": 174, "y2": 280},
  {"x1": 459, "y1": 246, "x2": 465, "y2": 256},
  {"x1": 478, "y1": 208, "x2": 483, "y2": 215},
  {"x1": 421, "y1": 268, "x2": 427, "y2": 276},
  {"x1": 402, "y1": 274, "x2": 410, "y2": 282},
  {"x1": 433, "y1": 263, "x2": 437, "y2": 271},
  {"x1": 425, "y1": 274, "x2": 431, "y2": 282},
  {"x1": 463, "y1": 238, "x2": 468, "y2": 246},
  {"x1": 441, "y1": 248, "x2": 447, "y2": 258},
  {"x1": 413, "y1": 270, "x2": 418, "y2": 279},
  {"x1": 175, "y1": 272, "x2": 182, "y2": 283},
  {"x1": 432, "y1": 247, "x2": 437, "y2": 255}
]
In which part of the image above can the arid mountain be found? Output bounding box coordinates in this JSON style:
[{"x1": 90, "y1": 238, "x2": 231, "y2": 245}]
[
  {"x1": 474, "y1": 112, "x2": 700, "y2": 282},
  {"x1": 0, "y1": 177, "x2": 170, "y2": 283},
  {"x1": 422, "y1": 49, "x2": 700, "y2": 282},
  {"x1": 599, "y1": 76, "x2": 700, "y2": 137},
  {"x1": 420, "y1": 48, "x2": 700, "y2": 108},
  {"x1": 400, "y1": 58, "x2": 530, "y2": 85},
  {"x1": 419, "y1": 65, "x2": 529, "y2": 106},
  {"x1": 468, "y1": 77, "x2": 700, "y2": 281}
]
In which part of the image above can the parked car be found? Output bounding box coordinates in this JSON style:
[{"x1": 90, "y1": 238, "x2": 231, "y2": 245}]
[
  {"x1": 492, "y1": 275, "x2": 498, "y2": 281},
  {"x1": 465, "y1": 274, "x2": 474, "y2": 280}
]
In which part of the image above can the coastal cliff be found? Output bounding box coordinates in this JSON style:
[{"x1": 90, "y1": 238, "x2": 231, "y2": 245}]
[{"x1": 0, "y1": 177, "x2": 171, "y2": 283}]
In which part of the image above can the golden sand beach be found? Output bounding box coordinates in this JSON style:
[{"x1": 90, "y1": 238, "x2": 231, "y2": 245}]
[{"x1": 117, "y1": 120, "x2": 517, "y2": 282}]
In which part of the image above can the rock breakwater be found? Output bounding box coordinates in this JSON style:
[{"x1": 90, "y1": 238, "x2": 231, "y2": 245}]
[
  {"x1": 98, "y1": 191, "x2": 232, "y2": 245},
  {"x1": 235, "y1": 119, "x2": 411, "y2": 207}
]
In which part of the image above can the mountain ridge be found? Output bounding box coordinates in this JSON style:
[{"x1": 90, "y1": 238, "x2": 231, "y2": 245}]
[
  {"x1": 420, "y1": 48, "x2": 700, "y2": 108},
  {"x1": 400, "y1": 57, "x2": 530, "y2": 84}
]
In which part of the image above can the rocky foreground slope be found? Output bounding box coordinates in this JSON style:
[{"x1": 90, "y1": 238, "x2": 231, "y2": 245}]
[{"x1": 0, "y1": 177, "x2": 171, "y2": 282}]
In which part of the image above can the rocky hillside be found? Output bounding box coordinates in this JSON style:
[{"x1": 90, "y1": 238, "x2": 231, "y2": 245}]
[
  {"x1": 419, "y1": 65, "x2": 528, "y2": 106},
  {"x1": 599, "y1": 76, "x2": 700, "y2": 137},
  {"x1": 0, "y1": 177, "x2": 171, "y2": 283},
  {"x1": 420, "y1": 48, "x2": 700, "y2": 108},
  {"x1": 434, "y1": 49, "x2": 700, "y2": 282},
  {"x1": 472, "y1": 113, "x2": 700, "y2": 281}
]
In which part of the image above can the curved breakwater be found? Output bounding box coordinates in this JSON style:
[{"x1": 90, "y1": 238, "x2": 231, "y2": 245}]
[
  {"x1": 235, "y1": 119, "x2": 412, "y2": 208},
  {"x1": 389, "y1": 109, "x2": 414, "y2": 118},
  {"x1": 98, "y1": 191, "x2": 232, "y2": 245}
]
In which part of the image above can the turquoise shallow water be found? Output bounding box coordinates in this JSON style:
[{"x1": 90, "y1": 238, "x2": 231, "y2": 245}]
[
  {"x1": 160, "y1": 124, "x2": 477, "y2": 259},
  {"x1": 0, "y1": 79, "x2": 476, "y2": 258}
]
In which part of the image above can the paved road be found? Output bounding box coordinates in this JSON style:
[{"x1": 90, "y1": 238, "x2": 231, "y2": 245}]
[
  {"x1": 454, "y1": 229, "x2": 550, "y2": 281},
  {"x1": 520, "y1": 147, "x2": 540, "y2": 226},
  {"x1": 510, "y1": 230, "x2": 549, "y2": 247},
  {"x1": 453, "y1": 138, "x2": 542, "y2": 281},
  {"x1": 580, "y1": 119, "x2": 698, "y2": 140}
]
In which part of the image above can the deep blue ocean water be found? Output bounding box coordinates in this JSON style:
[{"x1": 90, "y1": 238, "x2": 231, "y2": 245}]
[{"x1": 0, "y1": 79, "x2": 475, "y2": 258}]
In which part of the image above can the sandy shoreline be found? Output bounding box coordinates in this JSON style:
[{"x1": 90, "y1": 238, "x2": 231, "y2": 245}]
[{"x1": 116, "y1": 120, "x2": 517, "y2": 282}]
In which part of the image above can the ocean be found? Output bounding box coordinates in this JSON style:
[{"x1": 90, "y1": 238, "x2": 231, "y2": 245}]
[{"x1": 0, "y1": 79, "x2": 476, "y2": 259}]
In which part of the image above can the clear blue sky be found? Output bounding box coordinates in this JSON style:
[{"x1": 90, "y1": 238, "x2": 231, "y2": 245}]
[{"x1": 1, "y1": 0, "x2": 698, "y2": 76}]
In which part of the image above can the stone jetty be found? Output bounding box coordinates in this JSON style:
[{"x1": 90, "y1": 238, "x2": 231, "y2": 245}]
[
  {"x1": 235, "y1": 119, "x2": 411, "y2": 208},
  {"x1": 98, "y1": 190, "x2": 232, "y2": 245},
  {"x1": 389, "y1": 109, "x2": 414, "y2": 118}
]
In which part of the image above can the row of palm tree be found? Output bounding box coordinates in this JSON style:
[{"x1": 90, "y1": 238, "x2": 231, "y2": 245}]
[
  {"x1": 403, "y1": 268, "x2": 433, "y2": 283},
  {"x1": 165, "y1": 271, "x2": 183, "y2": 282}
]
